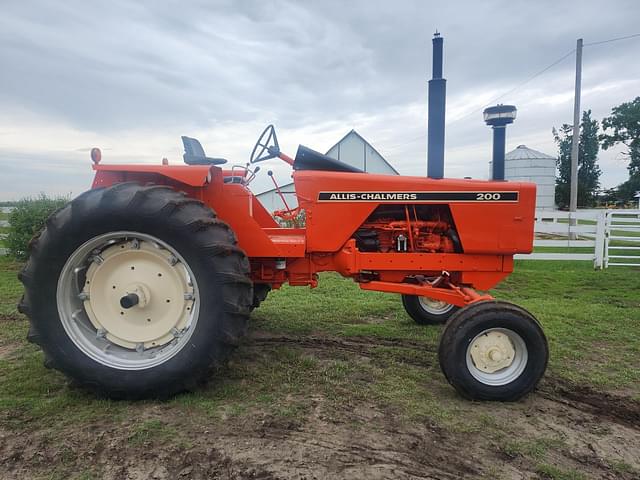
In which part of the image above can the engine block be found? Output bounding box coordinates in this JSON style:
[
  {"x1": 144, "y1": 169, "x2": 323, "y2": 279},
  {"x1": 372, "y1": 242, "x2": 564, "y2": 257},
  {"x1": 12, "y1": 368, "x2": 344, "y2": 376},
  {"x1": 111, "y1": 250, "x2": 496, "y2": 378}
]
[{"x1": 354, "y1": 205, "x2": 458, "y2": 254}]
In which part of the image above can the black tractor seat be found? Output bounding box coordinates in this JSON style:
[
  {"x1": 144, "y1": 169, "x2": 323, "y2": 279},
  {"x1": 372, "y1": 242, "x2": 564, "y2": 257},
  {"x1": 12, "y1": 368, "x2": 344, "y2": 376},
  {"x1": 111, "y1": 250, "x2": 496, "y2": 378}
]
[
  {"x1": 181, "y1": 136, "x2": 228, "y2": 165},
  {"x1": 293, "y1": 145, "x2": 364, "y2": 173}
]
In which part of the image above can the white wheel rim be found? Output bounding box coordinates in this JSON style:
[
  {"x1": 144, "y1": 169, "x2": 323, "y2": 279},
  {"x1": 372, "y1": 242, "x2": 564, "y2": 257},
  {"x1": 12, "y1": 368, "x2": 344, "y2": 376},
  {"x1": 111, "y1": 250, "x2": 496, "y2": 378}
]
[
  {"x1": 466, "y1": 328, "x2": 528, "y2": 386},
  {"x1": 418, "y1": 297, "x2": 455, "y2": 315},
  {"x1": 57, "y1": 232, "x2": 199, "y2": 370}
]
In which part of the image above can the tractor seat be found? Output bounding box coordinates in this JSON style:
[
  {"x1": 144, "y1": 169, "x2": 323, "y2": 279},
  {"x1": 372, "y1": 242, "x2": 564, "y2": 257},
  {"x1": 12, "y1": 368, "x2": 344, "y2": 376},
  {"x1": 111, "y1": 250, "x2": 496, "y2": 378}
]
[
  {"x1": 293, "y1": 145, "x2": 364, "y2": 173},
  {"x1": 181, "y1": 136, "x2": 228, "y2": 165}
]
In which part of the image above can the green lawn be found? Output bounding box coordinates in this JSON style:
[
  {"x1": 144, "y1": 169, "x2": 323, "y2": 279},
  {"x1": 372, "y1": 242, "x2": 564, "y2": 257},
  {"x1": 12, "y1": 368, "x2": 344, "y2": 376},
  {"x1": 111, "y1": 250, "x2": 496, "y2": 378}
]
[
  {"x1": 252, "y1": 261, "x2": 640, "y2": 391},
  {"x1": 1, "y1": 257, "x2": 639, "y2": 407},
  {"x1": 0, "y1": 256, "x2": 639, "y2": 479},
  {"x1": 4, "y1": 256, "x2": 636, "y2": 419}
]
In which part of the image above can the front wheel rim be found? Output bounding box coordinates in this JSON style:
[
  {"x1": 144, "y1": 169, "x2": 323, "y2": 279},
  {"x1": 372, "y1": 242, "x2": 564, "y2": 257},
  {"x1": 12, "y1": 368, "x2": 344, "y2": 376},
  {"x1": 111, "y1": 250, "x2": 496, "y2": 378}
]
[
  {"x1": 418, "y1": 297, "x2": 455, "y2": 315},
  {"x1": 465, "y1": 328, "x2": 528, "y2": 386},
  {"x1": 56, "y1": 232, "x2": 200, "y2": 370}
]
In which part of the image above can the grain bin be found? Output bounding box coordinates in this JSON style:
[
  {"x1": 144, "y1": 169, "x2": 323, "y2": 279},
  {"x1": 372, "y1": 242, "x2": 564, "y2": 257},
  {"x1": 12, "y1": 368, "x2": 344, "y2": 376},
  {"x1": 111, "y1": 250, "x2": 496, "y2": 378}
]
[{"x1": 504, "y1": 145, "x2": 556, "y2": 210}]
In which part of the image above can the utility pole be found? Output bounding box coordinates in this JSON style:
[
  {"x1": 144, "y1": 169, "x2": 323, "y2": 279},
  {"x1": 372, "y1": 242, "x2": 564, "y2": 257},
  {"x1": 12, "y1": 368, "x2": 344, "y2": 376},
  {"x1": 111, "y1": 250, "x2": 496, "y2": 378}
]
[{"x1": 569, "y1": 38, "x2": 583, "y2": 234}]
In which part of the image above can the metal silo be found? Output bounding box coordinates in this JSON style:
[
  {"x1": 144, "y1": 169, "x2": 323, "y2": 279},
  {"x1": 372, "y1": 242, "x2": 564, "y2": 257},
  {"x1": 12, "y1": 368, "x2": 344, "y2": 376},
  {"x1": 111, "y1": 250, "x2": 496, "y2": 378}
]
[{"x1": 504, "y1": 145, "x2": 556, "y2": 210}]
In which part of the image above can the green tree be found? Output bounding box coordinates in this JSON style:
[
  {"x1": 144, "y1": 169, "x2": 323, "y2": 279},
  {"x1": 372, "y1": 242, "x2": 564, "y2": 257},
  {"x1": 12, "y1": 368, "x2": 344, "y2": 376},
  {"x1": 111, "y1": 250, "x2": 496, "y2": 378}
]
[
  {"x1": 600, "y1": 97, "x2": 640, "y2": 203},
  {"x1": 553, "y1": 110, "x2": 602, "y2": 208},
  {"x1": 616, "y1": 175, "x2": 640, "y2": 206}
]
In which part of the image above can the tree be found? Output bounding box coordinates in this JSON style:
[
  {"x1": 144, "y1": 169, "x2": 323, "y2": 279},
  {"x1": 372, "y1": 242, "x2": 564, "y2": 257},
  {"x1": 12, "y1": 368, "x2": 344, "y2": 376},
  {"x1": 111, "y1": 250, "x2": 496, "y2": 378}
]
[
  {"x1": 553, "y1": 110, "x2": 602, "y2": 208},
  {"x1": 616, "y1": 174, "x2": 640, "y2": 206},
  {"x1": 600, "y1": 97, "x2": 640, "y2": 203},
  {"x1": 600, "y1": 97, "x2": 640, "y2": 176},
  {"x1": 6, "y1": 194, "x2": 68, "y2": 260}
]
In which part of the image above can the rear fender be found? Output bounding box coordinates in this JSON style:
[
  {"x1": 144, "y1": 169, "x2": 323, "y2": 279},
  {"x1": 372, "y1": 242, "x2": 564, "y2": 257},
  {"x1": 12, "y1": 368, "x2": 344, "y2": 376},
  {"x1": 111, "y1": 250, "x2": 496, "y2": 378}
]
[
  {"x1": 90, "y1": 164, "x2": 286, "y2": 258},
  {"x1": 92, "y1": 164, "x2": 214, "y2": 190}
]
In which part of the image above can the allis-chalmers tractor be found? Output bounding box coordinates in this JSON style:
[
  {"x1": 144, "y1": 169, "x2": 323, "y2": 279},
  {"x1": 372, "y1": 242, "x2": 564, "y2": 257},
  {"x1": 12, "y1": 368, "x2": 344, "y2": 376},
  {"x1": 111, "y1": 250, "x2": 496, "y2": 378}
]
[{"x1": 19, "y1": 125, "x2": 548, "y2": 401}]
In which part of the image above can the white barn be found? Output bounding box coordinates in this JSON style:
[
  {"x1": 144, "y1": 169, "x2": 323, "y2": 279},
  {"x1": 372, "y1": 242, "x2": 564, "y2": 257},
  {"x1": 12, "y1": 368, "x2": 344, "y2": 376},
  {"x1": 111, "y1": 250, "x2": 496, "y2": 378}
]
[{"x1": 257, "y1": 130, "x2": 398, "y2": 213}]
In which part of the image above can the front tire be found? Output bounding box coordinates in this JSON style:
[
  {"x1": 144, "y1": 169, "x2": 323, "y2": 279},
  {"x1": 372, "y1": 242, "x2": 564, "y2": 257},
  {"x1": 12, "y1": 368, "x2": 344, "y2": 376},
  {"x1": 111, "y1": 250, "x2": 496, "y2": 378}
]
[
  {"x1": 438, "y1": 301, "x2": 548, "y2": 401},
  {"x1": 18, "y1": 183, "x2": 252, "y2": 399},
  {"x1": 401, "y1": 294, "x2": 458, "y2": 325}
]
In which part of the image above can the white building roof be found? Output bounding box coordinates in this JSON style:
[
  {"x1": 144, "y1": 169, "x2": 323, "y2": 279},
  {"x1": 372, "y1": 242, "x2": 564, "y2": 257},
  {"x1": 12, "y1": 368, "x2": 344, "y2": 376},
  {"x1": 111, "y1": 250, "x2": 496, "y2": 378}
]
[
  {"x1": 257, "y1": 130, "x2": 398, "y2": 204},
  {"x1": 506, "y1": 145, "x2": 555, "y2": 160},
  {"x1": 325, "y1": 130, "x2": 399, "y2": 174}
]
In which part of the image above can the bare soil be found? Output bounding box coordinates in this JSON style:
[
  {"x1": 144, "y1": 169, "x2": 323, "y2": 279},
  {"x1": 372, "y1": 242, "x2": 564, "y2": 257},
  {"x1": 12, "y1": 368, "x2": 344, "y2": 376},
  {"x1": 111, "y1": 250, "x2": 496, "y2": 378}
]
[{"x1": 1, "y1": 331, "x2": 639, "y2": 479}]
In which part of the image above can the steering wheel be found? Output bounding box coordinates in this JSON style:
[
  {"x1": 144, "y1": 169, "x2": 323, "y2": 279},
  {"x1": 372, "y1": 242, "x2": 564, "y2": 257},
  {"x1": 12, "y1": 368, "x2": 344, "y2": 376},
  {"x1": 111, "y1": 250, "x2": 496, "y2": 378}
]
[{"x1": 250, "y1": 124, "x2": 280, "y2": 164}]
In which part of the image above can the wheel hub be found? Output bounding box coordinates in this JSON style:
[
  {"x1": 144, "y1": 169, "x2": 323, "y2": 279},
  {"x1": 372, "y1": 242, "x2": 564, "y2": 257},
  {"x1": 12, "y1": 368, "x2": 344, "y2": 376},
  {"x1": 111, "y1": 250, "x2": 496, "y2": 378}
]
[
  {"x1": 469, "y1": 330, "x2": 515, "y2": 373},
  {"x1": 81, "y1": 240, "x2": 195, "y2": 350},
  {"x1": 418, "y1": 297, "x2": 454, "y2": 314}
]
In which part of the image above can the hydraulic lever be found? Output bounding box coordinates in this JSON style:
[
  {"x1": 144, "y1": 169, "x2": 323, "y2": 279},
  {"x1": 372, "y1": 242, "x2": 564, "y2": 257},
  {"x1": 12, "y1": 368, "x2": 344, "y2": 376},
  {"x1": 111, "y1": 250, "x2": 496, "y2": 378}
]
[{"x1": 267, "y1": 170, "x2": 293, "y2": 212}]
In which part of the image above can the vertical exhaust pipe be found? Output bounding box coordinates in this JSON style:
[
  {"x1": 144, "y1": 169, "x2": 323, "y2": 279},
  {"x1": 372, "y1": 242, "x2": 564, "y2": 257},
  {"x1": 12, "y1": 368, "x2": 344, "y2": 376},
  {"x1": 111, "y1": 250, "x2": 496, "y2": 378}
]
[{"x1": 427, "y1": 32, "x2": 446, "y2": 179}]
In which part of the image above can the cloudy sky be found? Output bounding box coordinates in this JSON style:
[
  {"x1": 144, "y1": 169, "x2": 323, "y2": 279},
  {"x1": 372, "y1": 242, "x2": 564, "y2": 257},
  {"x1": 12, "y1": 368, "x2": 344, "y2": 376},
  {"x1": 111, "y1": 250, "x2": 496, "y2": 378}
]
[{"x1": 1, "y1": 0, "x2": 639, "y2": 200}]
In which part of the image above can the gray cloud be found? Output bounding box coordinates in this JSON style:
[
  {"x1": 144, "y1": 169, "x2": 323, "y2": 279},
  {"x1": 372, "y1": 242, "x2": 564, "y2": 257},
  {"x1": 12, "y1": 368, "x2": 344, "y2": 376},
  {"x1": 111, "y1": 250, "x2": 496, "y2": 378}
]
[{"x1": 1, "y1": 0, "x2": 639, "y2": 199}]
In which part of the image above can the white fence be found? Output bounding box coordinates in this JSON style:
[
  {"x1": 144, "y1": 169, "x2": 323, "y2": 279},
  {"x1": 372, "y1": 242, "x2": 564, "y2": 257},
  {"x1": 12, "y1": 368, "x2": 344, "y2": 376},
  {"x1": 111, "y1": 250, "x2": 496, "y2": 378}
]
[
  {"x1": 515, "y1": 210, "x2": 605, "y2": 268},
  {"x1": 515, "y1": 209, "x2": 640, "y2": 269},
  {"x1": 605, "y1": 210, "x2": 640, "y2": 267}
]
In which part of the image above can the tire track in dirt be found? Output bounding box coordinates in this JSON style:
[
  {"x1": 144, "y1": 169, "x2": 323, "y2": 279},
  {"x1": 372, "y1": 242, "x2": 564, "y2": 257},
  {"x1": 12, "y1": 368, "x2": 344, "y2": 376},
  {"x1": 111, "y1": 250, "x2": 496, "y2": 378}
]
[
  {"x1": 3, "y1": 330, "x2": 635, "y2": 479},
  {"x1": 246, "y1": 333, "x2": 436, "y2": 368},
  {"x1": 0, "y1": 431, "x2": 280, "y2": 480},
  {"x1": 538, "y1": 378, "x2": 640, "y2": 429},
  {"x1": 248, "y1": 332, "x2": 435, "y2": 351},
  {"x1": 246, "y1": 332, "x2": 640, "y2": 431},
  {"x1": 220, "y1": 415, "x2": 485, "y2": 479}
]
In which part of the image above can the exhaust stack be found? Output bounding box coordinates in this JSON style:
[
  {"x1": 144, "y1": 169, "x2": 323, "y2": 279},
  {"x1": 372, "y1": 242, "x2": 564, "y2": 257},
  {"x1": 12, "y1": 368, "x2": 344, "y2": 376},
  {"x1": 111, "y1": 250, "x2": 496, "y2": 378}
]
[{"x1": 427, "y1": 32, "x2": 446, "y2": 179}]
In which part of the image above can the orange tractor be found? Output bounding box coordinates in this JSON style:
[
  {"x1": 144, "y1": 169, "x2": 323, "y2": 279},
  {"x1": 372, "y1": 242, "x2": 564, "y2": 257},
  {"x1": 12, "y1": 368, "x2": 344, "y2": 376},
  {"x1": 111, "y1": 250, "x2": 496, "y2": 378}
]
[{"x1": 19, "y1": 125, "x2": 548, "y2": 401}]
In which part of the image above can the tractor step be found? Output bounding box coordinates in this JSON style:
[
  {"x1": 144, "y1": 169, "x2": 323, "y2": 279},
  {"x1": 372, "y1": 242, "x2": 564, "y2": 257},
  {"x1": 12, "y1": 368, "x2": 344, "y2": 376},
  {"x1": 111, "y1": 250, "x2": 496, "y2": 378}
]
[{"x1": 264, "y1": 228, "x2": 306, "y2": 257}]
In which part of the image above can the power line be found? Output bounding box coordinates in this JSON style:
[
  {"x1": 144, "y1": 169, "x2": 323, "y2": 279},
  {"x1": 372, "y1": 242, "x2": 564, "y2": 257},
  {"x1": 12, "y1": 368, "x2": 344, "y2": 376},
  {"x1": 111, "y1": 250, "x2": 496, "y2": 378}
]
[
  {"x1": 384, "y1": 32, "x2": 640, "y2": 153},
  {"x1": 447, "y1": 48, "x2": 576, "y2": 127},
  {"x1": 384, "y1": 133, "x2": 425, "y2": 152},
  {"x1": 385, "y1": 48, "x2": 576, "y2": 152},
  {"x1": 454, "y1": 32, "x2": 640, "y2": 126},
  {"x1": 584, "y1": 32, "x2": 640, "y2": 46}
]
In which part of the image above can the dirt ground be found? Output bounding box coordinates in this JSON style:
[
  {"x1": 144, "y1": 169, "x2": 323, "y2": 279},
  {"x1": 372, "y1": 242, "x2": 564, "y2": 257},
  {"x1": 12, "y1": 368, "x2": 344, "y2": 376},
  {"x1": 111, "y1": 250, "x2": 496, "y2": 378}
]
[{"x1": 1, "y1": 330, "x2": 639, "y2": 480}]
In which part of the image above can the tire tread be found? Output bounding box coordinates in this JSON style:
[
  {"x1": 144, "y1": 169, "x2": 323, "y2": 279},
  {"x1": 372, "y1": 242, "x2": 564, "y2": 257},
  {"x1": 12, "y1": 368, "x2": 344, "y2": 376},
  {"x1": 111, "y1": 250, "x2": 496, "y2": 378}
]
[{"x1": 18, "y1": 183, "x2": 252, "y2": 399}]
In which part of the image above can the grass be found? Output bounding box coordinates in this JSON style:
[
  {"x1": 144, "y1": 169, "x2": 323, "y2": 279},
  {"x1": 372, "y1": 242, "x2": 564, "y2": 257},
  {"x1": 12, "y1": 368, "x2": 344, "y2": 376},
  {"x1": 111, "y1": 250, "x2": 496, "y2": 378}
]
[
  {"x1": 497, "y1": 261, "x2": 640, "y2": 388},
  {"x1": 535, "y1": 463, "x2": 588, "y2": 480},
  {"x1": 127, "y1": 419, "x2": 178, "y2": 445},
  {"x1": 0, "y1": 258, "x2": 22, "y2": 318},
  {"x1": 0, "y1": 256, "x2": 639, "y2": 477},
  {"x1": 253, "y1": 260, "x2": 640, "y2": 391},
  {"x1": 2, "y1": 257, "x2": 639, "y2": 417},
  {"x1": 502, "y1": 436, "x2": 566, "y2": 461}
]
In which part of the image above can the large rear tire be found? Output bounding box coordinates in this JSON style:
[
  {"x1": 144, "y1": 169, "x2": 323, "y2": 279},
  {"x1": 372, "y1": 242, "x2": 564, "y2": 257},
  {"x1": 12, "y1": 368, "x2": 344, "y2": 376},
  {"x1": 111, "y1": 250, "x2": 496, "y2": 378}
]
[
  {"x1": 251, "y1": 284, "x2": 271, "y2": 311},
  {"x1": 18, "y1": 183, "x2": 252, "y2": 399},
  {"x1": 438, "y1": 301, "x2": 548, "y2": 401}
]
